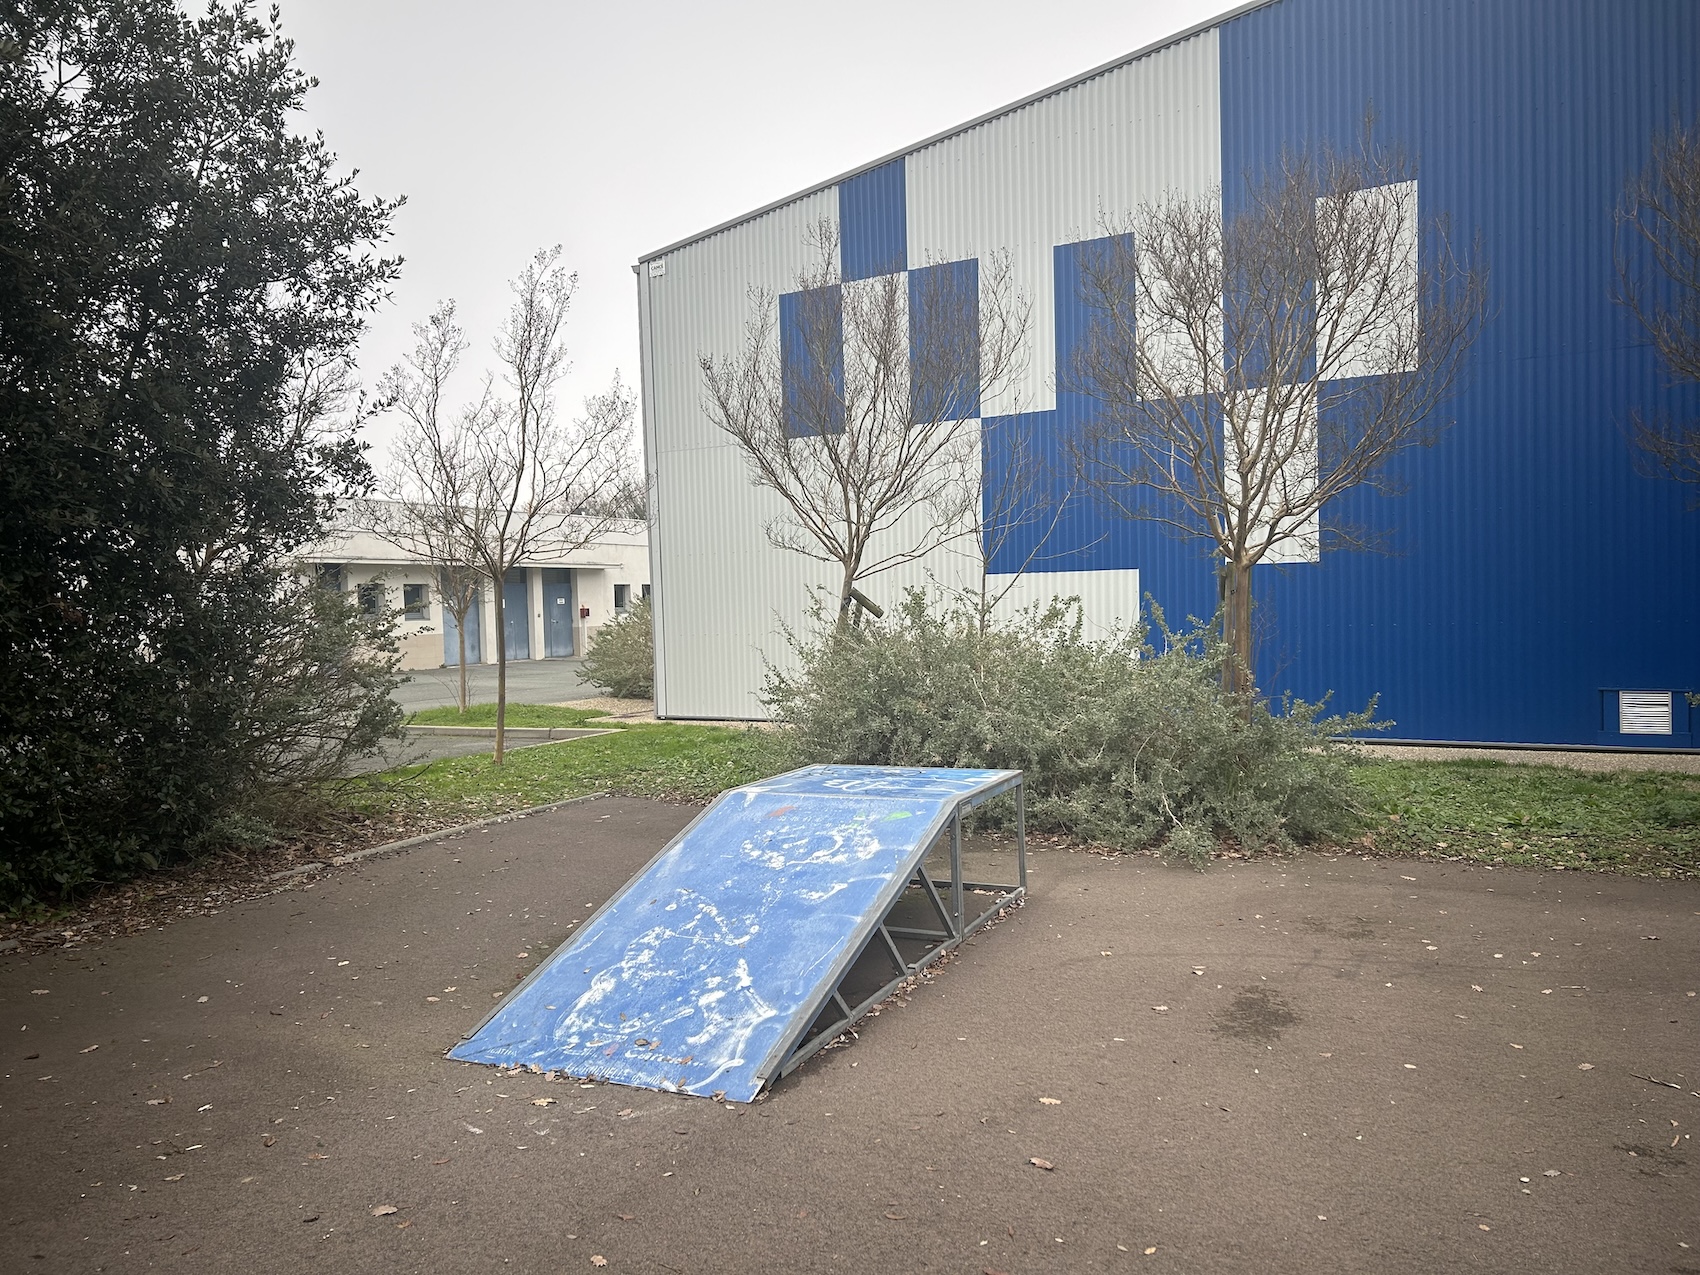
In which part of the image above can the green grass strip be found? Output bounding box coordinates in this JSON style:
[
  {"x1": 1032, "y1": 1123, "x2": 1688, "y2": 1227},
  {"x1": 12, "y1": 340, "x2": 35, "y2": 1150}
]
[
  {"x1": 350, "y1": 723, "x2": 791, "y2": 825},
  {"x1": 1349, "y1": 757, "x2": 1700, "y2": 877},
  {"x1": 353, "y1": 726, "x2": 1699, "y2": 880},
  {"x1": 405, "y1": 702, "x2": 613, "y2": 728}
]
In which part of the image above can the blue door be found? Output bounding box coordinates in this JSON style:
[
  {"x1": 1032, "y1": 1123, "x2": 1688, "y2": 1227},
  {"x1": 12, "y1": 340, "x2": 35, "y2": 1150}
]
[
  {"x1": 442, "y1": 588, "x2": 482, "y2": 665},
  {"x1": 502, "y1": 568, "x2": 530, "y2": 661},
  {"x1": 543, "y1": 568, "x2": 574, "y2": 657}
]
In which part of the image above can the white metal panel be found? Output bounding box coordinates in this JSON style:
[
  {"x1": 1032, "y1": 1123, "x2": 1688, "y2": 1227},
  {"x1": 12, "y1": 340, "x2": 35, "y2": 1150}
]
[
  {"x1": 642, "y1": 192, "x2": 846, "y2": 718},
  {"x1": 905, "y1": 29, "x2": 1222, "y2": 417},
  {"x1": 1224, "y1": 387, "x2": 1321, "y2": 565},
  {"x1": 1318, "y1": 180, "x2": 1420, "y2": 379},
  {"x1": 986, "y1": 568, "x2": 1142, "y2": 639}
]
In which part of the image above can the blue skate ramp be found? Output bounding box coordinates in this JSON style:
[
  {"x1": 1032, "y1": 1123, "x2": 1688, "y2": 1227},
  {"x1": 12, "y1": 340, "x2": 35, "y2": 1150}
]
[{"x1": 447, "y1": 765, "x2": 1024, "y2": 1101}]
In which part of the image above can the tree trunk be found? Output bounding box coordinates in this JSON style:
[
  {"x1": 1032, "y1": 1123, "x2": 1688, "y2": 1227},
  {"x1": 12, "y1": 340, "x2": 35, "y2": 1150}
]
[
  {"x1": 493, "y1": 582, "x2": 507, "y2": 764},
  {"x1": 456, "y1": 605, "x2": 469, "y2": 715},
  {"x1": 837, "y1": 564, "x2": 856, "y2": 629},
  {"x1": 1219, "y1": 556, "x2": 1255, "y2": 704}
]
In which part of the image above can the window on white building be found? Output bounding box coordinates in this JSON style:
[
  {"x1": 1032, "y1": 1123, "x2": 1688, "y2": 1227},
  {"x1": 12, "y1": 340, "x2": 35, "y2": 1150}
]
[{"x1": 403, "y1": 583, "x2": 430, "y2": 620}]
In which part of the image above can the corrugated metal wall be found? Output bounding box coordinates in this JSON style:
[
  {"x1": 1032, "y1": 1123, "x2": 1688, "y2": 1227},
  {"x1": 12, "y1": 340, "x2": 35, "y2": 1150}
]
[
  {"x1": 639, "y1": 30, "x2": 1223, "y2": 720},
  {"x1": 640, "y1": 0, "x2": 1700, "y2": 744},
  {"x1": 1218, "y1": 0, "x2": 1700, "y2": 745}
]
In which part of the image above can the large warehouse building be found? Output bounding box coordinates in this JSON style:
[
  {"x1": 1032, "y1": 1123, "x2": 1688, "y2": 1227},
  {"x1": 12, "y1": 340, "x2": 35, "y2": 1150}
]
[{"x1": 636, "y1": 0, "x2": 1699, "y2": 748}]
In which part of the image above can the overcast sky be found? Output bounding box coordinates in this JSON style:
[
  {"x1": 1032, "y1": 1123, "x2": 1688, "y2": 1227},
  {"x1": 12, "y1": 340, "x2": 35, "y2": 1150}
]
[{"x1": 279, "y1": 0, "x2": 1243, "y2": 459}]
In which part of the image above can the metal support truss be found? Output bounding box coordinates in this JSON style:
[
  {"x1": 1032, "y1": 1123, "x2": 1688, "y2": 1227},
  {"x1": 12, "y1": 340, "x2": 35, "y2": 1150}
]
[{"x1": 769, "y1": 777, "x2": 1026, "y2": 1083}]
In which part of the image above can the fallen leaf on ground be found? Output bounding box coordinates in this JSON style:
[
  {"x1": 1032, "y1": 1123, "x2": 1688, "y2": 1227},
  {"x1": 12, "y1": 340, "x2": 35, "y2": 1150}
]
[
  {"x1": 1144, "y1": 1247, "x2": 1158, "y2": 1255},
  {"x1": 616, "y1": 1108, "x2": 635, "y2": 1118},
  {"x1": 884, "y1": 1211, "x2": 908, "y2": 1220},
  {"x1": 164, "y1": 1174, "x2": 184, "y2": 1182},
  {"x1": 462, "y1": 1123, "x2": 484, "y2": 1135},
  {"x1": 371, "y1": 1205, "x2": 397, "y2": 1217},
  {"x1": 1151, "y1": 1006, "x2": 1168, "y2": 1013},
  {"x1": 532, "y1": 1098, "x2": 557, "y2": 1107},
  {"x1": 432, "y1": 1158, "x2": 450, "y2": 1165},
  {"x1": 616, "y1": 1213, "x2": 634, "y2": 1221},
  {"x1": 1478, "y1": 1224, "x2": 1492, "y2": 1232},
  {"x1": 1039, "y1": 1097, "x2": 1062, "y2": 1105},
  {"x1": 1029, "y1": 1157, "x2": 1055, "y2": 1171},
  {"x1": 262, "y1": 1135, "x2": 276, "y2": 1147},
  {"x1": 307, "y1": 1153, "x2": 329, "y2": 1160},
  {"x1": 80, "y1": 1044, "x2": 99, "y2": 1053},
  {"x1": 1542, "y1": 1169, "x2": 1561, "y2": 1177},
  {"x1": 1577, "y1": 1063, "x2": 1594, "y2": 1070},
  {"x1": 147, "y1": 1097, "x2": 169, "y2": 1106},
  {"x1": 1510, "y1": 1043, "x2": 1523, "y2": 1050},
  {"x1": 396, "y1": 1220, "x2": 412, "y2": 1230},
  {"x1": 590, "y1": 1258, "x2": 607, "y2": 1269}
]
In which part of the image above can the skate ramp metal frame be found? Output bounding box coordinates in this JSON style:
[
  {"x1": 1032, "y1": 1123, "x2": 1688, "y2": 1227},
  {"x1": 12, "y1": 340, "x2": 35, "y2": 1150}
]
[{"x1": 447, "y1": 765, "x2": 1026, "y2": 1101}]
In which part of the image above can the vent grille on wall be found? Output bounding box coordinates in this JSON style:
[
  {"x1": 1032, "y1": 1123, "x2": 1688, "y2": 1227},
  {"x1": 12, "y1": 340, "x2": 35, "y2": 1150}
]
[{"x1": 1618, "y1": 691, "x2": 1673, "y2": 735}]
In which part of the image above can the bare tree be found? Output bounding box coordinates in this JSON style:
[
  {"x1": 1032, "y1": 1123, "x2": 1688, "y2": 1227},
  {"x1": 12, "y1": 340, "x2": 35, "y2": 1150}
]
[
  {"x1": 1069, "y1": 142, "x2": 1487, "y2": 695},
  {"x1": 460, "y1": 249, "x2": 634, "y2": 759},
  {"x1": 370, "y1": 302, "x2": 484, "y2": 713},
  {"x1": 377, "y1": 251, "x2": 636, "y2": 759},
  {"x1": 702, "y1": 223, "x2": 1031, "y2": 624},
  {"x1": 1617, "y1": 117, "x2": 1700, "y2": 496}
]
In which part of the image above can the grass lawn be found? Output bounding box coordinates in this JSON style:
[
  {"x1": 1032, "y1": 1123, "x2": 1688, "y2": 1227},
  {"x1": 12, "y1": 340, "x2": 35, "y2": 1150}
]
[
  {"x1": 1351, "y1": 756, "x2": 1700, "y2": 877},
  {"x1": 350, "y1": 723, "x2": 792, "y2": 825},
  {"x1": 405, "y1": 702, "x2": 614, "y2": 729},
  {"x1": 353, "y1": 725, "x2": 1699, "y2": 879}
]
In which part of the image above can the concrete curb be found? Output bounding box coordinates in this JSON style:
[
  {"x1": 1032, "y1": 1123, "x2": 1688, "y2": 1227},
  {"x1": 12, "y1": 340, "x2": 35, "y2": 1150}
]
[
  {"x1": 267, "y1": 791, "x2": 611, "y2": 879},
  {"x1": 402, "y1": 725, "x2": 617, "y2": 741}
]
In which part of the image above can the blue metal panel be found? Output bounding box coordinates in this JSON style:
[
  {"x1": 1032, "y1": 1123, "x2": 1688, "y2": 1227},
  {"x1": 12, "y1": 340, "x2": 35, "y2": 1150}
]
[
  {"x1": 543, "y1": 567, "x2": 573, "y2": 658},
  {"x1": 984, "y1": 238, "x2": 1222, "y2": 610},
  {"x1": 1203, "y1": 0, "x2": 1700, "y2": 745},
  {"x1": 502, "y1": 568, "x2": 530, "y2": 662},
  {"x1": 447, "y1": 766, "x2": 1017, "y2": 1101},
  {"x1": 909, "y1": 259, "x2": 980, "y2": 421},
  {"x1": 839, "y1": 159, "x2": 907, "y2": 281},
  {"x1": 442, "y1": 587, "x2": 482, "y2": 666},
  {"x1": 780, "y1": 285, "x2": 845, "y2": 437}
]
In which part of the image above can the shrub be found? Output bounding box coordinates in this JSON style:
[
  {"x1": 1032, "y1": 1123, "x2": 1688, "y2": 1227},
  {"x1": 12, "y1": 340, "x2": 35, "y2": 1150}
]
[
  {"x1": 582, "y1": 596, "x2": 655, "y2": 699},
  {"x1": 0, "y1": 572, "x2": 403, "y2": 908},
  {"x1": 763, "y1": 591, "x2": 1379, "y2": 864}
]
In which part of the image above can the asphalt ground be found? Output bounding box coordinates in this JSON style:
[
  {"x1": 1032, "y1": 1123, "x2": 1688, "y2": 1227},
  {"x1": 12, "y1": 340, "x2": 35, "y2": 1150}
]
[
  {"x1": 393, "y1": 659, "x2": 596, "y2": 715},
  {"x1": 2, "y1": 798, "x2": 1696, "y2": 1275}
]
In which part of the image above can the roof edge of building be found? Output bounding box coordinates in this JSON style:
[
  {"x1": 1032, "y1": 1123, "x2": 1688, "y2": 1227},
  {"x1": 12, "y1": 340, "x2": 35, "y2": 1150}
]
[{"x1": 634, "y1": 0, "x2": 1278, "y2": 266}]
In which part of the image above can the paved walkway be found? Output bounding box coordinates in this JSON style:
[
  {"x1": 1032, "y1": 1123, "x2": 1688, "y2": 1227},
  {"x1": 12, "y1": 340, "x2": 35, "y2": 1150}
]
[{"x1": 2, "y1": 799, "x2": 1695, "y2": 1273}]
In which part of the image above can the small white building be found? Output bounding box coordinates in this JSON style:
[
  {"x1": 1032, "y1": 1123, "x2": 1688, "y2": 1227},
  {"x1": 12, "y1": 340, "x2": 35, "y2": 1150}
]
[{"x1": 299, "y1": 519, "x2": 650, "y2": 671}]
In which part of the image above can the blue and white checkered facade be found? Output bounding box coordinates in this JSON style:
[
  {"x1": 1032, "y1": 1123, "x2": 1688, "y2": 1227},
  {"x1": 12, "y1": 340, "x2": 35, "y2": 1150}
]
[{"x1": 638, "y1": 0, "x2": 1700, "y2": 747}]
